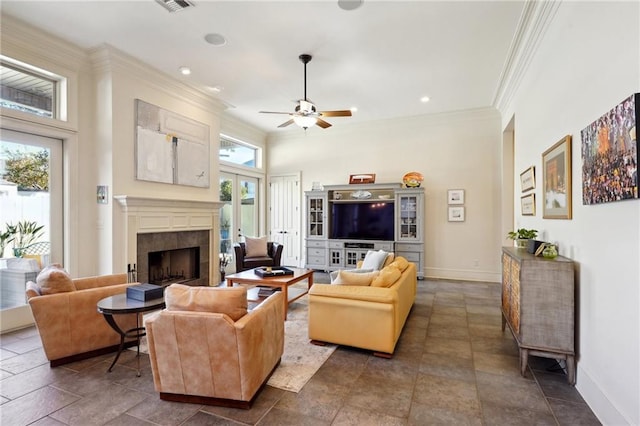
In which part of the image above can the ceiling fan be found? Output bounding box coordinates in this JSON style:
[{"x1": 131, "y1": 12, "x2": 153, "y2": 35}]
[{"x1": 259, "y1": 54, "x2": 352, "y2": 129}]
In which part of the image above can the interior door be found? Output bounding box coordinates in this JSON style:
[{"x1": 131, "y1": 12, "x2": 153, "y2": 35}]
[{"x1": 269, "y1": 173, "x2": 300, "y2": 267}]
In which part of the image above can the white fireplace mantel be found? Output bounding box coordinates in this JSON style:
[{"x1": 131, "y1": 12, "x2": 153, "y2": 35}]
[{"x1": 115, "y1": 195, "x2": 225, "y2": 285}]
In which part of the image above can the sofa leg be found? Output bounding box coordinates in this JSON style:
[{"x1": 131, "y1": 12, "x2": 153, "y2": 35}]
[
  {"x1": 373, "y1": 351, "x2": 393, "y2": 359},
  {"x1": 310, "y1": 340, "x2": 327, "y2": 346}
]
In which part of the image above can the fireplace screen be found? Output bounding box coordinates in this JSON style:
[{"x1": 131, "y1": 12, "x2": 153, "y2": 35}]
[{"x1": 148, "y1": 247, "x2": 200, "y2": 286}]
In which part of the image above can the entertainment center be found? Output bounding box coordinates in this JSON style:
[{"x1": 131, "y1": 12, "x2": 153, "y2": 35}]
[{"x1": 305, "y1": 183, "x2": 424, "y2": 278}]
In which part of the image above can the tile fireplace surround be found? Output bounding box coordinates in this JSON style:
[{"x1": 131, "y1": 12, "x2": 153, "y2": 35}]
[{"x1": 115, "y1": 196, "x2": 224, "y2": 286}]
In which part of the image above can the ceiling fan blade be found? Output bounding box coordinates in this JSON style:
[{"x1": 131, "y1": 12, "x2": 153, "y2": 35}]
[
  {"x1": 316, "y1": 118, "x2": 332, "y2": 129},
  {"x1": 319, "y1": 110, "x2": 352, "y2": 117},
  {"x1": 259, "y1": 111, "x2": 292, "y2": 115},
  {"x1": 278, "y1": 119, "x2": 295, "y2": 128}
]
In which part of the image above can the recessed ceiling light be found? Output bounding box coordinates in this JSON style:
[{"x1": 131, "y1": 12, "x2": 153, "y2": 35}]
[
  {"x1": 204, "y1": 33, "x2": 227, "y2": 46},
  {"x1": 338, "y1": 0, "x2": 363, "y2": 11},
  {"x1": 420, "y1": 96, "x2": 430, "y2": 103},
  {"x1": 179, "y1": 66, "x2": 191, "y2": 75},
  {"x1": 350, "y1": 107, "x2": 358, "y2": 113}
]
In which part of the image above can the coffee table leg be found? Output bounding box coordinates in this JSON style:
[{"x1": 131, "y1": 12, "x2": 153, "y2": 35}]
[{"x1": 282, "y1": 285, "x2": 288, "y2": 320}]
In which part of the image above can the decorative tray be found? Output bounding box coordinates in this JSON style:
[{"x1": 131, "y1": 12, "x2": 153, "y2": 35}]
[{"x1": 254, "y1": 267, "x2": 294, "y2": 277}]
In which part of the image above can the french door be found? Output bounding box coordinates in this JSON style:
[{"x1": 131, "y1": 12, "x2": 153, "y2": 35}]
[
  {"x1": 220, "y1": 172, "x2": 260, "y2": 272},
  {"x1": 0, "y1": 128, "x2": 63, "y2": 331}
]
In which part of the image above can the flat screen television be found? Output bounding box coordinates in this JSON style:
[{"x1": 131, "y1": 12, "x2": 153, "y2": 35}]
[{"x1": 330, "y1": 202, "x2": 395, "y2": 241}]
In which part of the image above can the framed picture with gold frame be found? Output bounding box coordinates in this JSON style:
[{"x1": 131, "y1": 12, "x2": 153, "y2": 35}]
[
  {"x1": 542, "y1": 135, "x2": 572, "y2": 219},
  {"x1": 521, "y1": 193, "x2": 535, "y2": 216},
  {"x1": 520, "y1": 166, "x2": 535, "y2": 192}
]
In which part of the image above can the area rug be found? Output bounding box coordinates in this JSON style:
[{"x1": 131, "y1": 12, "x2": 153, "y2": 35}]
[
  {"x1": 133, "y1": 280, "x2": 336, "y2": 393},
  {"x1": 265, "y1": 294, "x2": 337, "y2": 393}
]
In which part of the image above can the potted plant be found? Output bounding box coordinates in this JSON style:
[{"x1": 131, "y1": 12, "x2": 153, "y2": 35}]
[
  {"x1": 507, "y1": 228, "x2": 538, "y2": 249},
  {"x1": 0, "y1": 225, "x2": 15, "y2": 258},
  {"x1": 10, "y1": 220, "x2": 45, "y2": 257}
]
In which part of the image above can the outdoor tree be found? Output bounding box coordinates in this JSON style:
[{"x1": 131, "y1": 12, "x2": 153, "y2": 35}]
[
  {"x1": 220, "y1": 180, "x2": 248, "y2": 201},
  {"x1": 2, "y1": 148, "x2": 49, "y2": 191}
]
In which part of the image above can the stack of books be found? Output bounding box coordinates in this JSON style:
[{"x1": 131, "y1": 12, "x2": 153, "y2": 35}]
[{"x1": 257, "y1": 286, "x2": 278, "y2": 297}]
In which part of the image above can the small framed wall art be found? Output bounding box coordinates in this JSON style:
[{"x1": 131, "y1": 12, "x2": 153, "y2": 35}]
[
  {"x1": 349, "y1": 173, "x2": 376, "y2": 184},
  {"x1": 542, "y1": 135, "x2": 572, "y2": 219},
  {"x1": 448, "y1": 206, "x2": 465, "y2": 222},
  {"x1": 521, "y1": 193, "x2": 535, "y2": 216},
  {"x1": 447, "y1": 189, "x2": 465, "y2": 205},
  {"x1": 520, "y1": 166, "x2": 535, "y2": 192}
]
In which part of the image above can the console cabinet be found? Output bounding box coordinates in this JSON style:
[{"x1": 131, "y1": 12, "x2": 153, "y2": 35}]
[
  {"x1": 304, "y1": 184, "x2": 424, "y2": 278},
  {"x1": 501, "y1": 247, "x2": 575, "y2": 384}
]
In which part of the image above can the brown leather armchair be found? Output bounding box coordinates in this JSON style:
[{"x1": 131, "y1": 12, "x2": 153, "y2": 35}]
[
  {"x1": 26, "y1": 273, "x2": 138, "y2": 366},
  {"x1": 233, "y1": 242, "x2": 283, "y2": 272},
  {"x1": 145, "y1": 285, "x2": 284, "y2": 408}
]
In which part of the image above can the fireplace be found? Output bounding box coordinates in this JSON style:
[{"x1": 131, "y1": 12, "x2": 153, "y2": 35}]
[
  {"x1": 115, "y1": 196, "x2": 224, "y2": 288},
  {"x1": 148, "y1": 247, "x2": 199, "y2": 286},
  {"x1": 137, "y1": 230, "x2": 209, "y2": 287}
]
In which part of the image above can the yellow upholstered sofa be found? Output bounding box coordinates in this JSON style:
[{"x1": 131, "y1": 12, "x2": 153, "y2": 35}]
[
  {"x1": 26, "y1": 272, "x2": 138, "y2": 366},
  {"x1": 308, "y1": 260, "x2": 417, "y2": 357},
  {"x1": 145, "y1": 284, "x2": 284, "y2": 409}
]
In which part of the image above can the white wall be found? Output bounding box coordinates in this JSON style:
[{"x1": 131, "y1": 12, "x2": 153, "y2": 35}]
[
  {"x1": 501, "y1": 2, "x2": 639, "y2": 424},
  {"x1": 268, "y1": 108, "x2": 504, "y2": 282}
]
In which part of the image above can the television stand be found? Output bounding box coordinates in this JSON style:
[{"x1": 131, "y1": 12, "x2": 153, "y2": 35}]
[{"x1": 304, "y1": 183, "x2": 424, "y2": 278}]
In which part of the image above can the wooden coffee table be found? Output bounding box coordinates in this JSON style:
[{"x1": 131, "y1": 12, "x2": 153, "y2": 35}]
[{"x1": 226, "y1": 267, "x2": 313, "y2": 320}]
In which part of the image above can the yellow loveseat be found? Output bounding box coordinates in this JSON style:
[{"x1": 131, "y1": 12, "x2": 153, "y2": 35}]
[
  {"x1": 308, "y1": 260, "x2": 417, "y2": 357},
  {"x1": 26, "y1": 272, "x2": 138, "y2": 367},
  {"x1": 145, "y1": 284, "x2": 284, "y2": 409}
]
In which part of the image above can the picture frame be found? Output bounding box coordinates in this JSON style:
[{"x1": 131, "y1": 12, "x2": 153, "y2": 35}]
[
  {"x1": 542, "y1": 135, "x2": 572, "y2": 219},
  {"x1": 521, "y1": 193, "x2": 535, "y2": 216},
  {"x1": 520, "y1": 166, "x2": 536, "y2": 192},
  {"x1": 447, "y1": 189, "x2": 465, "y2": 205},
  {"x1": 135, "y1": 99, "x2": 210, "y2": 188},
  {"x1": 448, "y1": 206, "x2": 465, "y2": 222},
  {"x1": 580, "y1": 93, "x2": 639, "y2": 205},
  {"x1": 349, "y1": 173, "x2": 376, "y2": 184}
]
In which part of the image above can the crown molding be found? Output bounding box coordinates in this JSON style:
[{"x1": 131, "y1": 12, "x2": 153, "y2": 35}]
[
  {"x1": 492, "y1": 0, "x2": 562, "y2": 114},
  {"x1": 0, "y1": 14, "x2": 88, "y2": 70},
  {"x1": 89, "y1": 45, "x2": 228, "y2": 115}
]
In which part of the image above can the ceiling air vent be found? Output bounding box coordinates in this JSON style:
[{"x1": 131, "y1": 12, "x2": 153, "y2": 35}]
[{"x1": 155, "y1": 0, "x2": 194, "y2": 13}]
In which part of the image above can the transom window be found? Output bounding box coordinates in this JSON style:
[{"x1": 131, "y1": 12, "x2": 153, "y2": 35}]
[
  {"x1": 219, "y1": 135, "x2": 258, "y2": 168},
  {"x1": 0, "y1": 60, "x2": 57, "y2": 118}
]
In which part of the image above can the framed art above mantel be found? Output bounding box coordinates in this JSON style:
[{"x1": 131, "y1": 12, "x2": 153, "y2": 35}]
[{"x1": 135, "y1": 99, "x2": 210, "y2": 188}]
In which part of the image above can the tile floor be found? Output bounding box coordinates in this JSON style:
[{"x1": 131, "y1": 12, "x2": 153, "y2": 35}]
[{"x1": 0, "y1": 276, "x2": 601, "y2": 425}]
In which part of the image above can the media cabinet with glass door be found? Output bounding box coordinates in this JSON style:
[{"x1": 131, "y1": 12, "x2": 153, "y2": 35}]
[{"x1": 304, "y1": 183, "x2": 424, "y2": 278}]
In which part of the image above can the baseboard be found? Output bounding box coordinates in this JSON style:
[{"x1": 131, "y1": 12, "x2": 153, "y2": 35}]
[
  {"x1": 576, "y1": 364, "x2": 632, "y2": 425},
  {"x1": 424, "y1": 267, "x2": 500, "y2": 283}
]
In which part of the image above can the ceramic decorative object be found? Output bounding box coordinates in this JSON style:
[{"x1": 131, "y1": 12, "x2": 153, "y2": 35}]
[
  {"x1": 403, "y1": 171, "x2": 424, "y2": 188},
  {"x1": 542, "y1": 244, "x2": 558, "y2": 259}
]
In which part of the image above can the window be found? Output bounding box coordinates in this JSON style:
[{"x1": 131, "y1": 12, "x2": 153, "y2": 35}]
[
  {"x1": 219, "y1": 135, "x2": 258, "y2": 168},
  {"x1": 0, "y1": 61, "x2": 58, "y2": 118}
]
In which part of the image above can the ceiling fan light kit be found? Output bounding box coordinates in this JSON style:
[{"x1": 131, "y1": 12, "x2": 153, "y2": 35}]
[{"x1": 259, "y1": 53, "x2": 352, "y2": 130}]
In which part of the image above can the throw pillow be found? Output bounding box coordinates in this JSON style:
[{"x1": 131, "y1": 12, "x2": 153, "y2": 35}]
[
  {"x1": 25, "y1": 281, "x2": 41, "y2": 299},
  {"x1": 361, "y1": 250, "x2": 389, "y2": 270},
  {"x1": 331, "y1": 269, "x2": 379, "y2": 286},
  {"x1": 165, "y1": 283, "x2": 248, "y2": 321},
  {"x1": 36, "y1": 264, "x2": 75, "y2": 295},
  {"x1": 389, "y1": 256, "x2": 410, "y2": 272},
  {"x1": 371, "y1": 265, "x2": 402, "y2": 288},
  {"x1": 245, "y1": 236, "x2": 268, "y2": 257},
  {"x1": 329, "y1": 268, "x2": 374, "y2": 282}
]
